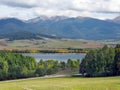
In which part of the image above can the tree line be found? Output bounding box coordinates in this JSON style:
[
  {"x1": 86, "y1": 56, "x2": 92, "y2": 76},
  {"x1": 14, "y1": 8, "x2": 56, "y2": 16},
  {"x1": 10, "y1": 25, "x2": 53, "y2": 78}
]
[
  {"x1": 0, "y1": 51, "x2": 36, "y2": 80},
  {"x1": 35, "y1": 59, "x2": 79, "y2": 76},
  {"x1": 80, "y1": 45, "x2": 120, "y2": 77},
  {"x1": 11, "y1": 48, "x2": 87, "y2": 53},
  {"x1": 0, "y1": 51, "x2": 79, "y2": 80}
]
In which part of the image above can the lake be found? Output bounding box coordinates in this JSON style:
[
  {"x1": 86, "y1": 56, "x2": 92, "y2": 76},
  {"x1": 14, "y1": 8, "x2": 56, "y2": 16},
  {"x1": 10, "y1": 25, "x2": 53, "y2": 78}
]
[{"x1": 23, "y1": 53, "x2": 86, "y2": 62}]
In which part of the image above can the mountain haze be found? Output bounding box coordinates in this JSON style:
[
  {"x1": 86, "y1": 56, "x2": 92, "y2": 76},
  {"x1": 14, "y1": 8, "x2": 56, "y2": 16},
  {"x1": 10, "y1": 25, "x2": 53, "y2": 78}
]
[
  {"x1": 106, "y1": 16, "x2": 120, "y2": 24},
  {"x1": 0, "y1": 16, "x2": 120, "y2": 40}
]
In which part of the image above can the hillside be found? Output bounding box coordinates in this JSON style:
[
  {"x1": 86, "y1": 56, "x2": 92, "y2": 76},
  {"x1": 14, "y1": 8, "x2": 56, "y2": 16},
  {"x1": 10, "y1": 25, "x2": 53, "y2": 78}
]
[{"x1": 0, "y1": 16, "x2": 120, "y2": 40}]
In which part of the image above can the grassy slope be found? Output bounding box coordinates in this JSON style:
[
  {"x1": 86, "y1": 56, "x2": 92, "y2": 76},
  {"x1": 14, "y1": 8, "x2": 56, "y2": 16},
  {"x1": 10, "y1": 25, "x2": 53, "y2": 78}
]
[
  {"x1": 0, "y1": 39, "x2": 104, "y2": 50},
  {"x1": 0, "y1": 76, "x2": 119, "y2": 90},
  {"x1": 0, "y1": 39, "x2": 120, "y2": 50}
]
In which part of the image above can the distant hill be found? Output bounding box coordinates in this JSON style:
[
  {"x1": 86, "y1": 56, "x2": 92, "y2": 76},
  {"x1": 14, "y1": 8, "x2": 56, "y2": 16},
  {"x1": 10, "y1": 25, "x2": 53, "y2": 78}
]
[
  {"x1": 106, "y1": 16, "x2": 120, "y2": 24},
  {"x1": 112, "y1": 16, "x2": 120, "y2": 24},
  {"x1": 0, "y1": 16, "x2": 120, "y2": 40}
]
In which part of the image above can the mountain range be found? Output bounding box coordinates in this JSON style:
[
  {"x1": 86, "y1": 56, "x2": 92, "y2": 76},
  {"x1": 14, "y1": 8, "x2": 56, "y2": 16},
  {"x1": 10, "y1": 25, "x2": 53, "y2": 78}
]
[{"x1": 0, "y1": 16, "x2": 120, "y2": 40}]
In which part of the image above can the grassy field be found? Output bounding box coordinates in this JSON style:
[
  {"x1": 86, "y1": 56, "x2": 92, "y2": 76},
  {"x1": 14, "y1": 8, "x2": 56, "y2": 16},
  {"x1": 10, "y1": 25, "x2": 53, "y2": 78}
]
[
  {"x1": 0, "y1": 39, "x2": 120, "y2": 50},
  {"x1": 0, "y1": 76, "x2": 119, "y2": 90},
  {"x1": 0, "y1": 39, "x2": 104, "y2": 50}
]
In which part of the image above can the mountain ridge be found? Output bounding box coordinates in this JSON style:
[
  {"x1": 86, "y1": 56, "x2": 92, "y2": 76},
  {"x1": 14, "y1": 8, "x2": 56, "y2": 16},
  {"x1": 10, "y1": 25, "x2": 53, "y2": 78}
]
[
  {"x1": 0, "y1": 16, "x2": 120, "y2": 40},
  {"x1": 106, "y1": 15, "x2": 120, "y2": 24}
]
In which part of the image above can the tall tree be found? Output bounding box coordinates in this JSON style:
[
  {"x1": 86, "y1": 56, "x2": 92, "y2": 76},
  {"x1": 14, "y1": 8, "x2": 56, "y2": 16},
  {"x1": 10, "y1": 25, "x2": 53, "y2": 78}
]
[
  {"x1": 113, "y1": 44, "x2": 120, "y2": 75},
  {"x1": 80, "y1": 46, "x2": 115, "y2": 77}
]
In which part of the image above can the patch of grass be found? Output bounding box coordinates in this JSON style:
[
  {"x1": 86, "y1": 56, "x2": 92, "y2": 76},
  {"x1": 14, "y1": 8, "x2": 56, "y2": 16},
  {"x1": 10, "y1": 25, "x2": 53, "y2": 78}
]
[{"x1": 0, "y1": 76, "x2": 119, "y2": 90}]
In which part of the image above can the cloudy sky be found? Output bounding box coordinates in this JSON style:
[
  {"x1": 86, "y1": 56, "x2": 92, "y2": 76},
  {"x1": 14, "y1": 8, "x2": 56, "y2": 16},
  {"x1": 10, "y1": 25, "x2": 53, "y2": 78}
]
[{"x1": 0, "y1": 0, "x2": 120, "y2": 20}]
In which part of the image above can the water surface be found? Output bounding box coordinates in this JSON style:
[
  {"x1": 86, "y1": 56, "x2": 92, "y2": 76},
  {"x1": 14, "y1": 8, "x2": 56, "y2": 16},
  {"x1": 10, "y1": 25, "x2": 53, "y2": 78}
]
[{"x1": 23, "y1": 53, "x2": 86, "y2": 62}]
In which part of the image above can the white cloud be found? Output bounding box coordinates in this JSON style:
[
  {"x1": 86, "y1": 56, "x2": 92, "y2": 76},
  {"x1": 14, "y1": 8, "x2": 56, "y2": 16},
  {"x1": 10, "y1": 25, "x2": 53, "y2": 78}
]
[
  {"x1": 0, "y1": 0, "x2": 37, "y2": 8},
  {"x1": 0, "y1": 0, "x2": 119, "y2": 20}
]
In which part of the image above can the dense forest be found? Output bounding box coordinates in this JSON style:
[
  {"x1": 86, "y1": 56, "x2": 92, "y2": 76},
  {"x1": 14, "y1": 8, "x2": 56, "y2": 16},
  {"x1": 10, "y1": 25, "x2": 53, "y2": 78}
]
[
  {"x1": 0, "y1": 51, "x2": 36, "y2": 80},
  {"x1": 0, "y1": 51, "x2": 79, "y2": 80},
  {"x1": 80, "y1": 45, "x2": 120, "y2": 77}
]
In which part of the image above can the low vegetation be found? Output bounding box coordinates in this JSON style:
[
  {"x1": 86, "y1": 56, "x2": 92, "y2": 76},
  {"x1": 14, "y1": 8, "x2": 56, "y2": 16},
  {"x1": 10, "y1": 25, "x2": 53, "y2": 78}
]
[
  {"x1": 35, "y1": 59, "x2": 79, "y2": 76},
  {"x1": 12, "y1": 48, "x2": 87, "y2": 53}
]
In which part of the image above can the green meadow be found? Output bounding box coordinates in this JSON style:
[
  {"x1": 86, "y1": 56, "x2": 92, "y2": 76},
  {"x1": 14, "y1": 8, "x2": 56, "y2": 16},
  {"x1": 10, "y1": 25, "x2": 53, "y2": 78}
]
[{"x1": 0, "y1": 76, "x2": 119, "y2": 90}]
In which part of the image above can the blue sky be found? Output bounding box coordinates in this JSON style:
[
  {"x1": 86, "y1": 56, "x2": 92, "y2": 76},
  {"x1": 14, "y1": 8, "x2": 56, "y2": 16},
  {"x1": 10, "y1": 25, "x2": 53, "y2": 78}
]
[{"x1": 0, "y1": 0, "x2": 120, "y2": 20}]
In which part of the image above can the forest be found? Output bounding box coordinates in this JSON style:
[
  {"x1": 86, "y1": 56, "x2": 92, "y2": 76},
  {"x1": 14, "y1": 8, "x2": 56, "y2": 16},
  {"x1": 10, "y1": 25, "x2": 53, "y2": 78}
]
[
  {"x1": 80, "y1": 45, "x2": 120, "y2": 77},
  {"x1": 0, "y1": 44, "x2": 119, "y2": 80},
  {"x1": 0, "y1": 51, "x2": 79, "y2": 80}
]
